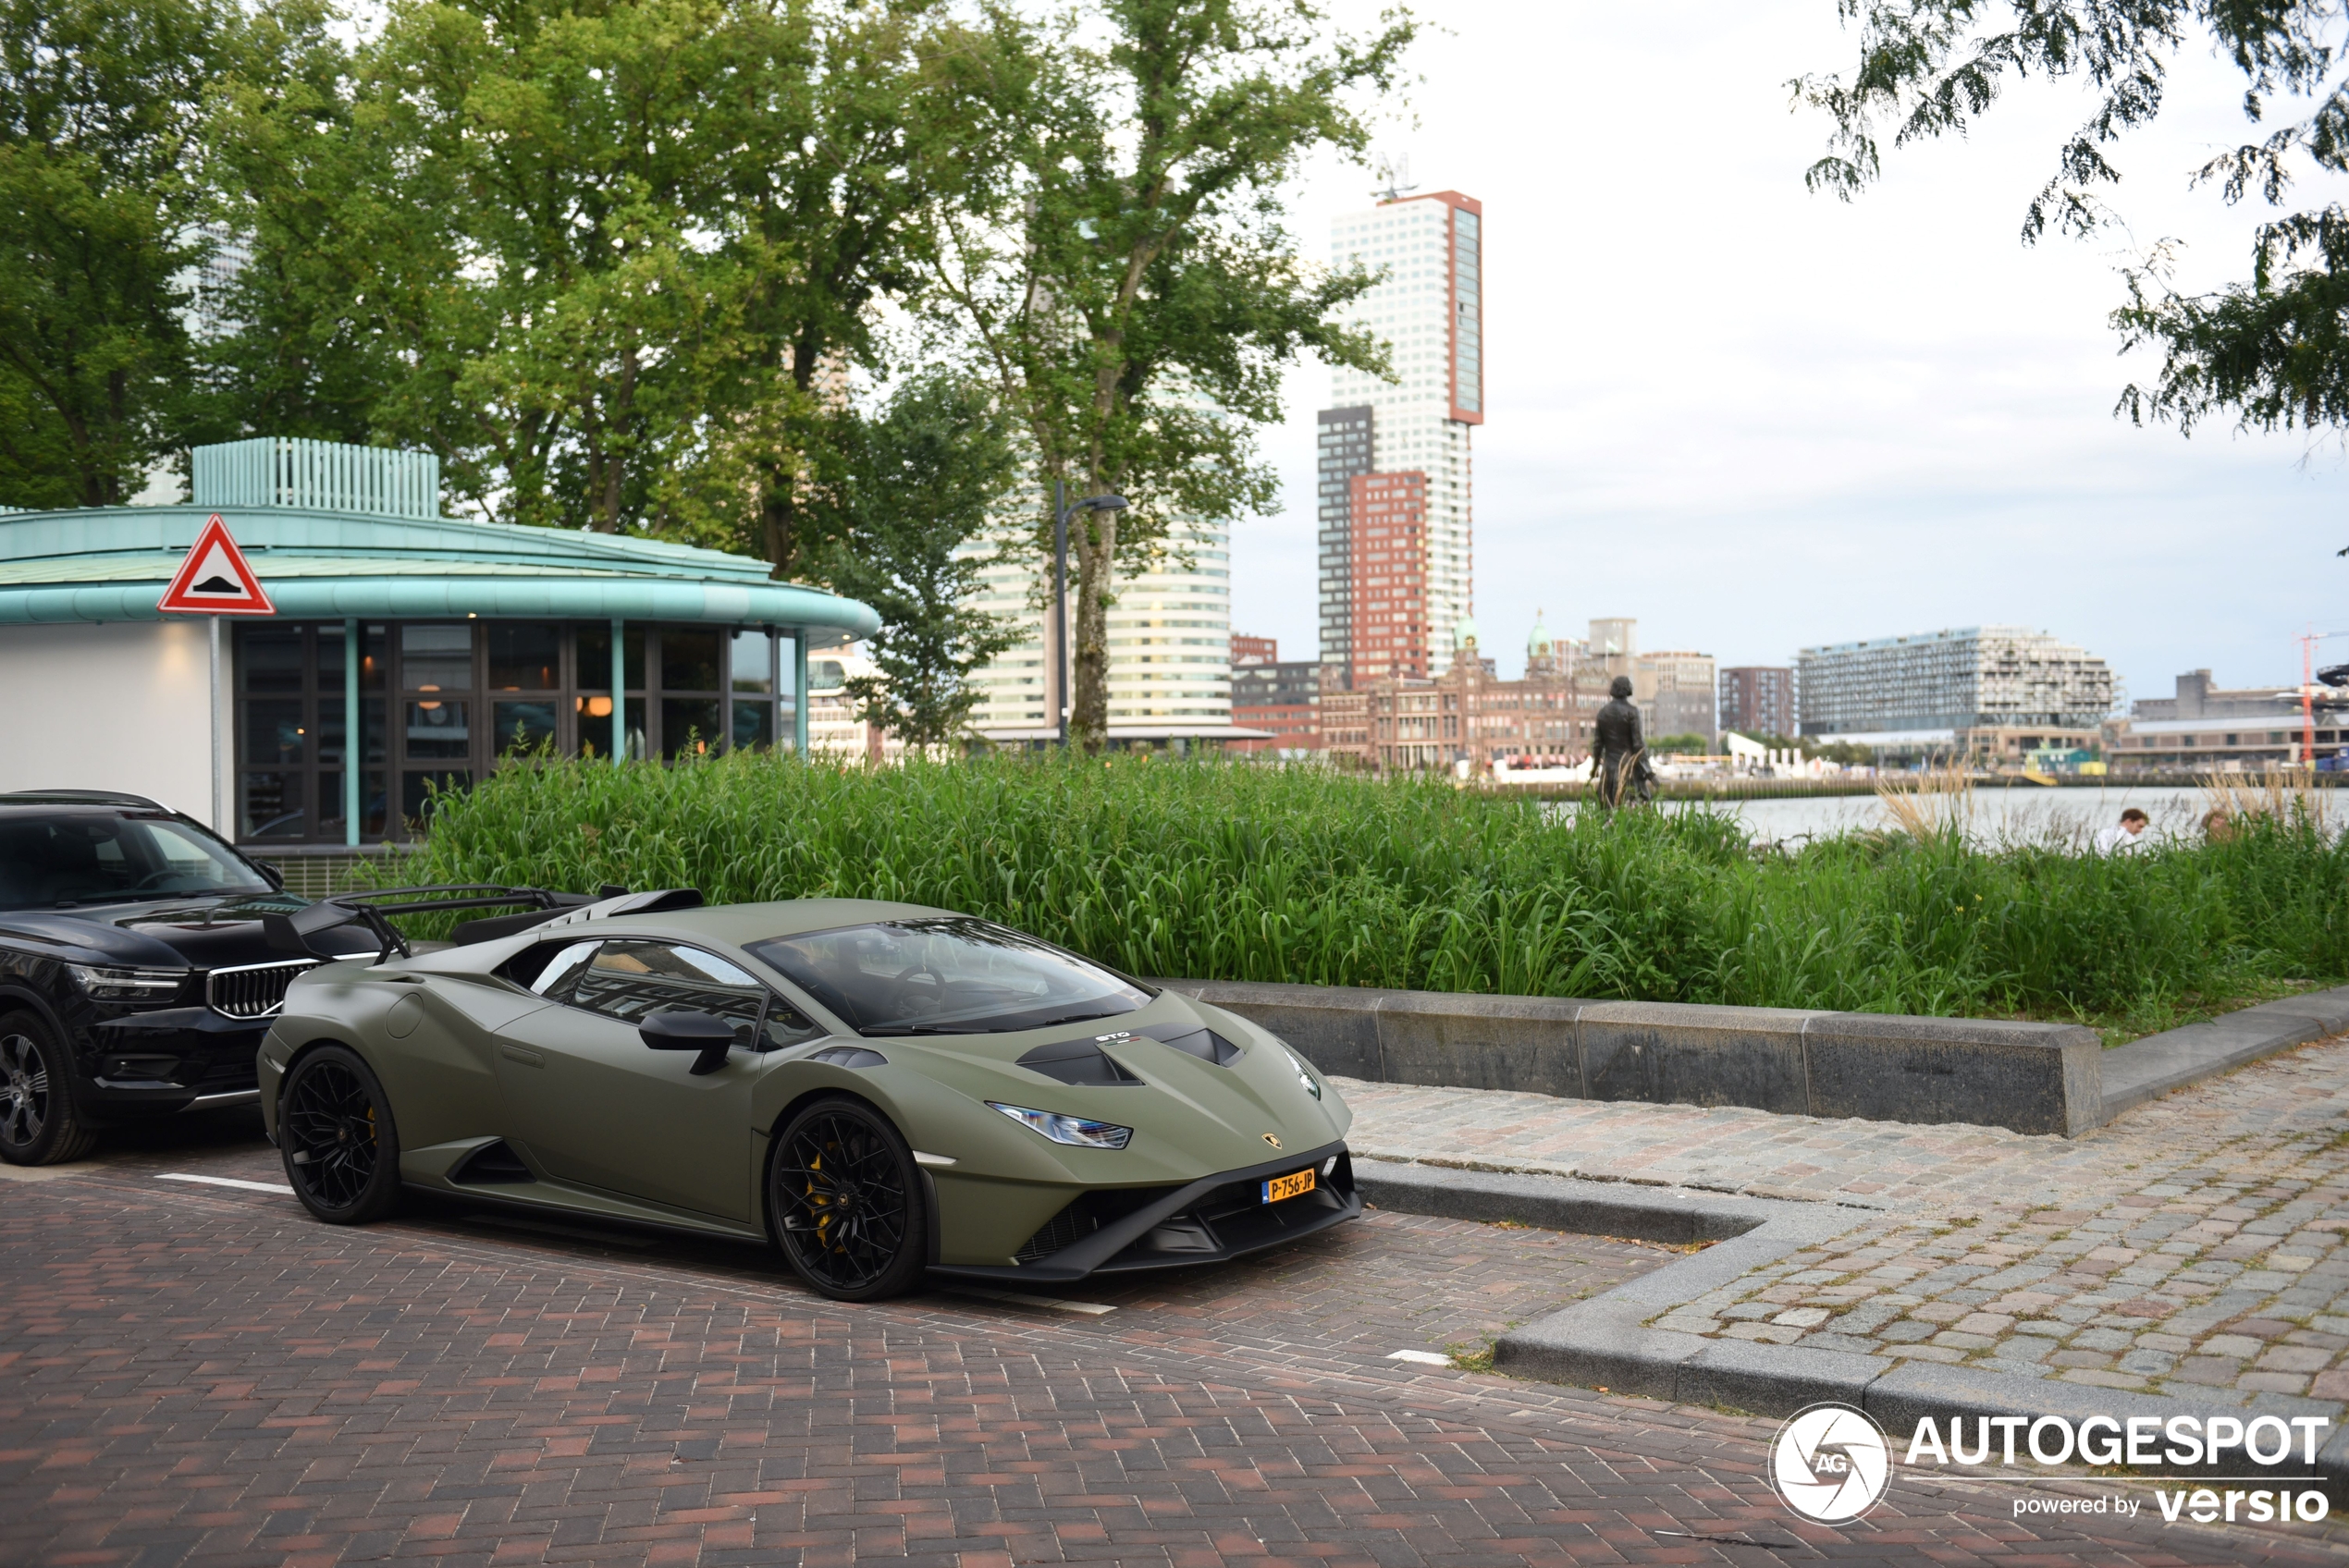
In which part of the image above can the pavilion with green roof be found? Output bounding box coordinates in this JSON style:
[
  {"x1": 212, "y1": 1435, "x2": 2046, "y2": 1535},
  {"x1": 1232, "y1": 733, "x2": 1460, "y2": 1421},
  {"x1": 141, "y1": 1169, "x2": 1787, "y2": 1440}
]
[{"x1": 0, "y1": 437, "x2": 879, "y2": 849}]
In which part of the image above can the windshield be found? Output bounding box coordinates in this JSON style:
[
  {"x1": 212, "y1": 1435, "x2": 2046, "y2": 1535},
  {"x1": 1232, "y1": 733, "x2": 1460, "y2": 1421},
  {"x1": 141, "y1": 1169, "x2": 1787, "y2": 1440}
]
[
  {"x1": 0, "y1": 813, "x2": 276, "y2": 911},
  {"x1": 748, "y1": 917, "x2": 1150, "y2": 1036}
]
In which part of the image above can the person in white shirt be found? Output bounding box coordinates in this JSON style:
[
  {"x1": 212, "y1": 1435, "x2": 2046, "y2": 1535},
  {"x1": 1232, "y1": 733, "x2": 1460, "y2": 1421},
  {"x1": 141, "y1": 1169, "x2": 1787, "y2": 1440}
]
[{"x1": 2094, "y1": 807, "x2": 2150, "y2": 854}]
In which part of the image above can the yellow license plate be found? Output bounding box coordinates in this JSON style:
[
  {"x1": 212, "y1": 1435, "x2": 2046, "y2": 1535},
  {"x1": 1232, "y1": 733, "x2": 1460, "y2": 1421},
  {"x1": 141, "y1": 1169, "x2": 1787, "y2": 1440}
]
[{"x1": 1262, "y1": 1169, "x2": 1316, "y2": 1204}]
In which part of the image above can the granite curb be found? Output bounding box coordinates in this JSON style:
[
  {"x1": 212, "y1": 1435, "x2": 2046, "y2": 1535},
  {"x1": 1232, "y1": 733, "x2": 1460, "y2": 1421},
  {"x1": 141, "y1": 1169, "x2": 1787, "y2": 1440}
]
[
  {"x1": 1359, "y1": 1158, "x2": 2349, "y2": 1495},
  {"x1": 1163, "y1": 977, "x2": 2349, "y2": 1135},
  {"x1": 2102, "y1": 990, "x2": 2349, "y2": 1121}
]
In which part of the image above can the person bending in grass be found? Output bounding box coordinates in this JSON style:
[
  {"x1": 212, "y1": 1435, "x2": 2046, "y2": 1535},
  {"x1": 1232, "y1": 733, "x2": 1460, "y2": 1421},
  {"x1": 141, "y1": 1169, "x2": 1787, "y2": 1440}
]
[{"x1": 2094, "y1": 807, "x2": 2150, "y2": 855}]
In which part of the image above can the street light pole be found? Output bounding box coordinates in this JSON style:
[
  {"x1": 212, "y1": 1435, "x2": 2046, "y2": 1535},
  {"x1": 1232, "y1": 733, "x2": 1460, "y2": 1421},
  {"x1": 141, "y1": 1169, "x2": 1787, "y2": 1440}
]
[
  {"x1": 1051, "y1": 484, "x2": 1131, "y2": 750},
  {"x1": 1055, "y1": 479, "x2": 1069, "y2": 749}
]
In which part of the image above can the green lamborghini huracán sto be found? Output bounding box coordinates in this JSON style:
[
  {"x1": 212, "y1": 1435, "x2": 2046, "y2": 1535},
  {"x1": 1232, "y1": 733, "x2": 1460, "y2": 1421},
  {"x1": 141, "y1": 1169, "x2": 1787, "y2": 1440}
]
[{"x1": 257, "y1": 888, "x2": 1359, "y2": 1300}]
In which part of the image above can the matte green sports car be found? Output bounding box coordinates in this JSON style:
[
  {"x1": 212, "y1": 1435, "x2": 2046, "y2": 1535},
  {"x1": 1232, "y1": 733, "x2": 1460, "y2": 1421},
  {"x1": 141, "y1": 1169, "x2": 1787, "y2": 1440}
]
[{"x1": 257, "y1": 889, "x2": 1359, "y2": 1300}]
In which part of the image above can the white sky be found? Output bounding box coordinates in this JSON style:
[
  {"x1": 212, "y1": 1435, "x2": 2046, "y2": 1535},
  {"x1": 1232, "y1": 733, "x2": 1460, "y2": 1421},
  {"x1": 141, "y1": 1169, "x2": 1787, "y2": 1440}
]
[{"x1": 1228, "y1": 0, "x2": 2349, "y2": 703}]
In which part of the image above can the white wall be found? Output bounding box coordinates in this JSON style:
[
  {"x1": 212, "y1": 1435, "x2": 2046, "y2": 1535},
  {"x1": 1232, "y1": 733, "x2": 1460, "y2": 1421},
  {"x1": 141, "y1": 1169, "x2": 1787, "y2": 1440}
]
[{"x1": 0, "y1": 620, "x2": 224, "y2": 827}]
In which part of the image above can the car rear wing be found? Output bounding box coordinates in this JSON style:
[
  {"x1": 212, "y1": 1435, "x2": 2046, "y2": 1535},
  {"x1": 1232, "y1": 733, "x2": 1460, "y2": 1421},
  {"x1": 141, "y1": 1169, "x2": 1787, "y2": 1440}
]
[{"x1": 263, "y1": 885, "x2": 704, "y2": 965}]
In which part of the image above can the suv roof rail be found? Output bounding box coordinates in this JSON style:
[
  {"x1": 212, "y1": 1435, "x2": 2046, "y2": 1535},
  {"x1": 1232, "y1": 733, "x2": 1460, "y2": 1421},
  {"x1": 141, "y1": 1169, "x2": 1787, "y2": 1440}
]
[{"x1": 0, "y1": 789, "x2": 168, "y2": 809}]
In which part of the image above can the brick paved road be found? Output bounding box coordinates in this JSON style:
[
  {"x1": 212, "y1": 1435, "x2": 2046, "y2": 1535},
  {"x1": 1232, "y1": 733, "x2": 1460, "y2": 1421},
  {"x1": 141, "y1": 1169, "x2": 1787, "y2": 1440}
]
[
  {"x1": 5, "y1": 1116, "x2": 2345, "y2": 1565},
  {"x1": 1343, "y1": 1035, "x2": 2349, "y2": 1424}
]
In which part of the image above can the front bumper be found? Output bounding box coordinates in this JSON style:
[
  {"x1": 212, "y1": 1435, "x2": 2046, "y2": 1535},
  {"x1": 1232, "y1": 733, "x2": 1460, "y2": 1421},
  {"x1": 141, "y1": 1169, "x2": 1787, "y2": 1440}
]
[
  {"x1": 932, "y1": 1142, "x2": 1360, "y2": 1284},
  {"x1": 72, "y1": 1007, "x2": 268, "y2": 1121}
]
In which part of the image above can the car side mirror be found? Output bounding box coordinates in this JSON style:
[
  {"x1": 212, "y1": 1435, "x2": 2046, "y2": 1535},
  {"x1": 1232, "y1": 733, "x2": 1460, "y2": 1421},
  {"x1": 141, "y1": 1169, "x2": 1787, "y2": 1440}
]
[{"x1": 639, "y1": 1009, "x2": 738, "y2": 1076}]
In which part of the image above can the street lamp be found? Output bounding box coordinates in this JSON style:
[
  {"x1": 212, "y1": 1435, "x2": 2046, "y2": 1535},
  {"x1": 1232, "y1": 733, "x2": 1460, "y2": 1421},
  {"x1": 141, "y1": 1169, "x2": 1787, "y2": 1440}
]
[{"x1": 1054, "y1": 482, "x2": 1129, "y2": 748}]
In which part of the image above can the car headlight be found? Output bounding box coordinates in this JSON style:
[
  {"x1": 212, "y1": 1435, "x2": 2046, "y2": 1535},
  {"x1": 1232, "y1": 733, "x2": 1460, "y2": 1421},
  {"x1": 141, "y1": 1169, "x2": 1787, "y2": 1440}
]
[
  {"x1": 988, "y1": 1101, "x2": 1133, "y2": 1150},
  {"x1": 65, "y1": 964, "x2": 190, "y2": 1001},
  {"x1": 1276, "y1": 1042, "x2": 1322, "y2": 1098}
]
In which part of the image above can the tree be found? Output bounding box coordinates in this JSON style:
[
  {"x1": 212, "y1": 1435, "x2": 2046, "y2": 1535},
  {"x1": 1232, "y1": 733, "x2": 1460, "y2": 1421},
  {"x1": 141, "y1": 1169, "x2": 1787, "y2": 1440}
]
[
  {"x1": 1795, "y1": 1, "x2": 2349, "y2": 444},
  {"x1": 206, "y1": 0, "x2": 984, "y2": 558},
  {"x1": 808, "y1": 374, "x2": 1022, "y2": 752},
  {"x1": 0, "y1": 0, "x2": 226, "y2": 507},
  {"x1": 929, "y1": 0, "x2": 1410, "y2": 750}
]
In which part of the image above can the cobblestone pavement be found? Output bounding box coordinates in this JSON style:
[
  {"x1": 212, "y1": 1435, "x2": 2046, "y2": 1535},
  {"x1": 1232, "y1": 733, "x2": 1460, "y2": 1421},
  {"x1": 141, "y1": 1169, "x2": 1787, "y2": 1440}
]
[
  {"x1": 1340, "y1": 1034, "x2": 2349, "y2": 1418},
  {"x1": 6, "y1": 1120, "x2": 2339, "y2": 1564}
]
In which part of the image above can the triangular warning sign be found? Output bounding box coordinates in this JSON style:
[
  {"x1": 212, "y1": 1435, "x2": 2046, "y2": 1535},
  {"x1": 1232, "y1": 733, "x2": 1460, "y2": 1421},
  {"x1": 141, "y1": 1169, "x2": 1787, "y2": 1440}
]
[{"x1": 158, "y1": 514, "x2": 276, "y2": 615}]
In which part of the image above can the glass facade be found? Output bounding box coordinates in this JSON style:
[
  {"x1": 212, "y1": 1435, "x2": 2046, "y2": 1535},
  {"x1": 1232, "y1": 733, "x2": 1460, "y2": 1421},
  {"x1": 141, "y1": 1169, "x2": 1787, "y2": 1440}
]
[{"x1": 235, "y1": 620, "x2": 800, "y2": 844}]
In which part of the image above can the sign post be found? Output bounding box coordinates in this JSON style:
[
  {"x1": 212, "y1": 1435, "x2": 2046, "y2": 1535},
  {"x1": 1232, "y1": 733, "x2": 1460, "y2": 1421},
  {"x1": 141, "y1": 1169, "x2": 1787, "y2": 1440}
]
[{"x1": 157, "y1": 515, "x2": 277, "y2": 835}]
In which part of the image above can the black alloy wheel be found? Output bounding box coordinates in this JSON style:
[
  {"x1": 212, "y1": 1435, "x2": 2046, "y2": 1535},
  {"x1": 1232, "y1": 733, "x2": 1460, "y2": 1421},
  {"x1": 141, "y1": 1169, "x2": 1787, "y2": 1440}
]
[
  {"x1": 278, "y1": 1045, "x2": 402, "y2": 1223},
  {"x1": 768, "y1": 1096, "x2": 928, "y2": 1301},
  {"x1": 0, "y1": 1011, "x2": 97, "y2": 1167}
]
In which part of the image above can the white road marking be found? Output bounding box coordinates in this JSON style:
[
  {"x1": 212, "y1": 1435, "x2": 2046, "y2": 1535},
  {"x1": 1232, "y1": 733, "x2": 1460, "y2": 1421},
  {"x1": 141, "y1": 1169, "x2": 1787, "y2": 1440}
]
[
  {"x1": 159, "y1": 1172, "x2": 294, "y2": 1194},
  {"x1": 942, "y1": 1286, "x2": 1116, "y2": 1316},
  {"x1": 1386, "y1": 1349, "x2": 1453, "y2": 1366}
]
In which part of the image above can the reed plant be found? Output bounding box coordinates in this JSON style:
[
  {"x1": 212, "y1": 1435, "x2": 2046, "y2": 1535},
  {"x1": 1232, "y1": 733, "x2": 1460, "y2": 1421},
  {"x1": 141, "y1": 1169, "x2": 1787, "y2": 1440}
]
[{"x1": 396, "y1": 753, "x2": 2349, "y2": 1033}]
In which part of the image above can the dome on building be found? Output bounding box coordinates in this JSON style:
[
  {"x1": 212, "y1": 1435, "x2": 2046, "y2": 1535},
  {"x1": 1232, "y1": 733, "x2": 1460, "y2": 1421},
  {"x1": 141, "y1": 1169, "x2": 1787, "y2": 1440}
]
[
  {"x1": 1528, "y1": 611, "x2": 1553, "y2": 657},
  {"x1": 1452, "y1": 613, "x2": 1480, "y2": 651}
]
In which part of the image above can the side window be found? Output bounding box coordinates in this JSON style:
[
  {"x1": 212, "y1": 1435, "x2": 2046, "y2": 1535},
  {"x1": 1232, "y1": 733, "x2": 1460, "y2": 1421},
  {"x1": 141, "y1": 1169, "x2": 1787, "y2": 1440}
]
[
  {"x1": 760, "y1": 997, "x2": 823, "y2": 1050},
  {"x1": 567, "y1": 940, "x2": 767, "y2": 1035},
  {"x1": 528, "y1": 940, "x2": 599, "y2": 998}
]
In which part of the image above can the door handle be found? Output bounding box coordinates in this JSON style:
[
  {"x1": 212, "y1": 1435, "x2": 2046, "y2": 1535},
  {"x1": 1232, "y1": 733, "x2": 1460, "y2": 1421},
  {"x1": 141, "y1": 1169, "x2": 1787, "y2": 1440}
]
[{"x1": 498, "y1": 1043, "x2": 545, "y2": 1068}]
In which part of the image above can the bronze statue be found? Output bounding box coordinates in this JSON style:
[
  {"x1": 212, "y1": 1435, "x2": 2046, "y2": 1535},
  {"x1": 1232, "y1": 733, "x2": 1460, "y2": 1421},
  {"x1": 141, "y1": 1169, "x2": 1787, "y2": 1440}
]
[{"x1": 1590, "y1": 675, "x2": 1654, "y2": 808}]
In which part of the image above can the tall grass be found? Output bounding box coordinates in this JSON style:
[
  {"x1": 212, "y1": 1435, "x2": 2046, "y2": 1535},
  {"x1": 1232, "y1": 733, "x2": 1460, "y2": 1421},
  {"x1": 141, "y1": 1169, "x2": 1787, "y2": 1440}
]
[{"x1": 396, "y1": 753, "x2": 2349, "y2": 1027}]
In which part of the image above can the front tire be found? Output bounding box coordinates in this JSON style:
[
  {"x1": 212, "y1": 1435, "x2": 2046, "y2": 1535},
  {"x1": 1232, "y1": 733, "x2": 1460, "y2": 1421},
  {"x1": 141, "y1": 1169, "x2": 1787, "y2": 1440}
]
[
  {"x1": 278, "y1": 1045, "x2": 402, "y2": 1223},
  {"x1": 0, "y1": 1011, "x2": 98, "y2": 1167},
  {"x1": 768, "y1": 1096, "x2": 929, "y2": 1301}
]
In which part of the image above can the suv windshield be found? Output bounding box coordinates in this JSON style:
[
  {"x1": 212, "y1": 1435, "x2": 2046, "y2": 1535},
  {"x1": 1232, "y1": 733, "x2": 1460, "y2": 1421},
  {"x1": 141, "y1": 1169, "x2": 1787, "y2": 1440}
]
[
  {"x1": 748, "y1": 918, "x2": 1150, "y2": 1036},
  {"x1": 0, "y1": 813, "x2": 276, "y2": 911}
]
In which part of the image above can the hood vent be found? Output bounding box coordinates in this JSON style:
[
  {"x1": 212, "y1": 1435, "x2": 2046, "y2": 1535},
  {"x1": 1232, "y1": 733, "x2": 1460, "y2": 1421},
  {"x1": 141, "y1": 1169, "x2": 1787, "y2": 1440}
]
[{"x1": 1016, "y1": 1037, "x2": 1143, "y2": 1086}]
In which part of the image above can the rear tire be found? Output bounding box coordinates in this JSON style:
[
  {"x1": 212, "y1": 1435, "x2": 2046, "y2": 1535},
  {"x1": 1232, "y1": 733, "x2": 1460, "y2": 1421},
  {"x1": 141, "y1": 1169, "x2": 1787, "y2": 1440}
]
[
  {"x1": 767, "y1": 1095, "x2": 929, "y2": 1301},
  {"x1": 0, "y1": 1011, "x2": 98, "y2": 1166},
  {"x1": 278, "y1": 1045, "x2": 402, "y2": 1223}
]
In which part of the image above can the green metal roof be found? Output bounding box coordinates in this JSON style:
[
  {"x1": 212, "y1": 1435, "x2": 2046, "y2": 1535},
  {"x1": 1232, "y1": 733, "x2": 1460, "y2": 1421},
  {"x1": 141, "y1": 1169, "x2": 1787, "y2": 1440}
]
[{"x1": 0, "y1": 503, "x2": 879, "y2": 638}]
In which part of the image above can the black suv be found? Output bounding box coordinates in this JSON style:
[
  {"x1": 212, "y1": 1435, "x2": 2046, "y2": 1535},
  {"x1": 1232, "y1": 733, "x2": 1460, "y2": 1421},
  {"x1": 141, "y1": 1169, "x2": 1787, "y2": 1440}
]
[{"x1": 0, "y1": 791, "x2": 370, "y2": 1165}]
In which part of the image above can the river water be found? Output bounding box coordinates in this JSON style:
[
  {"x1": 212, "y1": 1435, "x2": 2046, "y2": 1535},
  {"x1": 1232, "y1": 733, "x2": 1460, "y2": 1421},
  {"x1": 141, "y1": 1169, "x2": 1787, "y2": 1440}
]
[{"x1": 1553, "y1": 785, "x2": 2286, "y2": 850}]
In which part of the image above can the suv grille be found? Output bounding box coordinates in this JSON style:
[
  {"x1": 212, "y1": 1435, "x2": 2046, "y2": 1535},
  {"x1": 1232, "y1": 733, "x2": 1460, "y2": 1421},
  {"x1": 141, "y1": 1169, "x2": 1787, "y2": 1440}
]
[{"x1": 206, "y1": 960, "x2": 319, "y2": 1019}]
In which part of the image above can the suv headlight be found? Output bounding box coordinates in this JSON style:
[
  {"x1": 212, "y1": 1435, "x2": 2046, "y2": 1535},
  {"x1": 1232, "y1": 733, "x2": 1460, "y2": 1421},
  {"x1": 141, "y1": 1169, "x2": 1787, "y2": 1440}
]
[
  {"x1": 988, "y1": 1102, "x2": 1133, "y2": 1149},
  {"x1": 66, "y1": 964, "x2": 190, "y2": 1002}
]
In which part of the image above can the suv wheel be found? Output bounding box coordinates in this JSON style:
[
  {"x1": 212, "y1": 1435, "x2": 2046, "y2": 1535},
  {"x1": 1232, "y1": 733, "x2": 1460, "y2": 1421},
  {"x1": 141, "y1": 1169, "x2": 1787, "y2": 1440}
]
[{"x1": 0, "y1": 1011, "x2": 98, "y2": 1166}]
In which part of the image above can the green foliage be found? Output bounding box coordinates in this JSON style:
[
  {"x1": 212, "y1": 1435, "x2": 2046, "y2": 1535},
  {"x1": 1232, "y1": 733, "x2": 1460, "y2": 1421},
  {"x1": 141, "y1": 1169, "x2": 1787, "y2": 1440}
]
[
  {"x1": 398, "y1": 755, "x2": 2349, "y2": 1025},
  {"x1": 202, "y1": 0, "x2": 983, "y2": 557},
  {"x1": 806, "y1": 374, "x2": 1023, "y2": 750},
  {"x1": 0, "y1": 0, "x2": 226, "y2": 506},
  {"x1": 929, "y1": 0, "x2": 1411, "y2": 748},
  {"x1": 1794, "y1": 1, "x2": 2349, "y2": 447},
  {"x1": 1648, "y1": 733, "x2": 1710, "y2": 754}
]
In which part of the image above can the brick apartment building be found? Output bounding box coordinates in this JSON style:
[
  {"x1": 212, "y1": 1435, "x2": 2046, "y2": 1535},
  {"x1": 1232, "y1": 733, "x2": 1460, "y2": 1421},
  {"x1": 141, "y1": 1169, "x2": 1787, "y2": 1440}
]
[
  {"x1": 1228, "y1": 636, "x2": 1321, "y2": 753},
  {"x1": 1719, "y1": 666, "x2": 1796, "y2": 740}
]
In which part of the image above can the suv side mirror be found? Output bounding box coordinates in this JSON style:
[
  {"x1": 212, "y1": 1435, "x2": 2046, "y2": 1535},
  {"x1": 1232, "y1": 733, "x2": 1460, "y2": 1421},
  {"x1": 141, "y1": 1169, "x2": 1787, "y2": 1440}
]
[
  {"x1": 259, "y1": 862, "x2": 286, "y2": 891},
  {"x1": 639, "y1": 1009, "x2": 738, "y2": 1076}
]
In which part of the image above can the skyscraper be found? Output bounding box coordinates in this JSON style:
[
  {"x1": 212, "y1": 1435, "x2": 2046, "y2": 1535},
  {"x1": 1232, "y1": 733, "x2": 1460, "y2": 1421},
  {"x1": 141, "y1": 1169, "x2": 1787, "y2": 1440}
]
[{"x1": 1319, "y1": 190, "x2": 1483, "y2": 682}]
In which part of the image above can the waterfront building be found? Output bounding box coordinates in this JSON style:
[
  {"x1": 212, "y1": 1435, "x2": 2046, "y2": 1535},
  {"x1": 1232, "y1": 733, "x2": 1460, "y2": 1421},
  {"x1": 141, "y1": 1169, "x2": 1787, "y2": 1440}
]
[
  {"x1": 1228, "y1": 638, "x2": 1322, "y2": 754},
  {"x1": 0, "y1": 436, "x2": 878, "y2": 846},
  {"x1": 962, "y1": 508, "x2": 1253, "y2": 748},
  {"x1": 1322, "y1": 619, "x2": 1605, "y2": 773},
  {"x1": 1796, "y1": 627, "x2": 2114, "y2": 751},
  {"x1": 1319, "y1": 190, "x2": 1483, "y2": 681},
  {"x1": 2110, "y1": 668, "x2": 2348, "y2": 771},
  {"x1": 1719, "y1": 666, "x2": 1797, "y2": 740},
  {"x1": 1640, "y1": 650, "x2": 1716, "y2": 743}
]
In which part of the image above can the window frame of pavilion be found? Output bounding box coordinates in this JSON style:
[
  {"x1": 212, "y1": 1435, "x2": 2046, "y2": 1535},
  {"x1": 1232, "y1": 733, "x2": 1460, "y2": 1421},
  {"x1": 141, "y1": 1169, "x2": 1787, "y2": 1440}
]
[{"x1": 233, "y1": 619, "x2": 804, "y2": 846}]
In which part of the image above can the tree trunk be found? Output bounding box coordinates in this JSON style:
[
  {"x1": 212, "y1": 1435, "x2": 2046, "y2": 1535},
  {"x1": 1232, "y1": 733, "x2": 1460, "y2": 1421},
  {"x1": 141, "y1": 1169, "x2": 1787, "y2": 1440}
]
[{"x1": 1069, "y1": 503, "x2": 1117, "y2": 753}]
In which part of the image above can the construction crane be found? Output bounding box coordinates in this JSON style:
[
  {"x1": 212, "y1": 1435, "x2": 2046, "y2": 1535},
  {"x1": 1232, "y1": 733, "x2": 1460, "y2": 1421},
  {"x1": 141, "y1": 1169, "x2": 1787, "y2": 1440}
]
[{"x1": 2297, "y1": 629, "x2": 2349, "y2": 765}]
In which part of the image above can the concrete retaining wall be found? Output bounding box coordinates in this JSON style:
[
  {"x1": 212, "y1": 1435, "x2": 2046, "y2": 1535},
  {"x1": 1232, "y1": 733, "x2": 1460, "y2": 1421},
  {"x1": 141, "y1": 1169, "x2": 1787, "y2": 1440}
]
[
  {"x1": 1159, "y1": 979, "x2": 2105, "y2": 1137},
  {"x1": 1163, "y1": 978, "x2": 2349, "y2": 1138}
]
